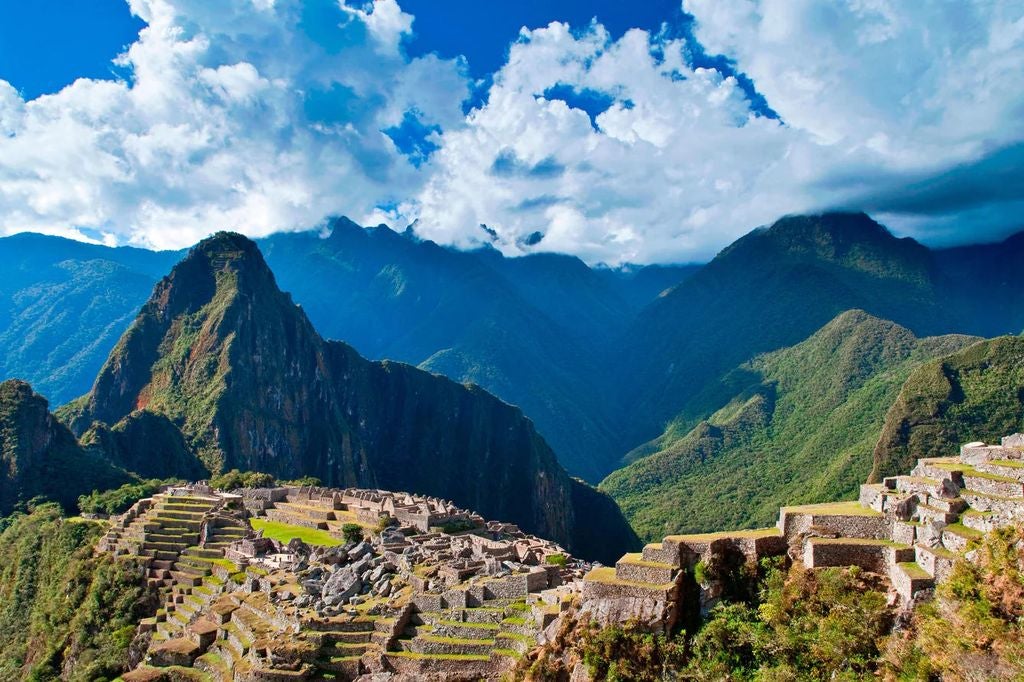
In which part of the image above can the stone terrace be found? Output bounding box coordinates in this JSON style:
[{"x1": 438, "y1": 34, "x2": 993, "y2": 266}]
[{"x1": 584, "y1": 434, "x2": 1024, "y2": 632}]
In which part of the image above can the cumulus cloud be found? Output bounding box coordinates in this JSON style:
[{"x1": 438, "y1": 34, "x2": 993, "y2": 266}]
[
  {"x1": 0, "y1": 0, "x2": 468, "y2": 248},
  {"x1": 401, "y1": 1, "x2": 1024, "y2": 263},
  {"x1": 683, "y1": 0, "x2": 1024, "y2": 246},
  {"x1": 0, "y1": 0, "x2": 1021, "y2": 261},
  {"x1": 403, "y1": 22, "x2": 805, "y2": 264}
]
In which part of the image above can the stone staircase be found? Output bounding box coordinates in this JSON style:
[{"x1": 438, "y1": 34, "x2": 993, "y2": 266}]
[{"x1": 386, "y1": 600, "x2": 530, "y2": 676}]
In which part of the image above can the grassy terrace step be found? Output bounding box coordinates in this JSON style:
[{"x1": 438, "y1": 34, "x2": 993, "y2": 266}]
[
  {"x1": 807, "y1": 537, "x2": 909, "y2": 548},
  {"x1": 123, "y1": 664, "x2": 213, "y2": 681},
  {"x1": 962, "y1": 488, "x2": 1022, "y2": 502},
  {"x1": 418, "y1": 634, "x2": 495, "y2": 645},
  {"x1": 155, "y1": 495, "x2": 220, "y2": 504},
  {"x1": 615, "y1": 553, "x2": 676, "y2": 583},
  {"x1": 665, "y1": 527, "x2": 782, "y2": 543},
  {"x1": 385, "y1": 651, "x2": 490, "y2": 662},
  {"x1": 898, "y1": 561, "x2": 932, "y2": 580},
  {"x1": 318, "y1": 630, "x2": 374, "y2": 644},
  {"x1": 584, "y1": 566, "x2": 676, "y2": 591},
  {"x1": 780, "y1": 501, "x2": 881, "y2": 517},
  {"x1": 916, "y1": 543, "x2": 957, "y2": 560},
  {"x1": 250, "y1": 519, "x2": 341, "y2": 547},
  {"x1": 194, "y1": 651, "x2": 231, "y2": 679},
  {"x1": 435, "y1": 619, "x2": 499, "y2": 631}
]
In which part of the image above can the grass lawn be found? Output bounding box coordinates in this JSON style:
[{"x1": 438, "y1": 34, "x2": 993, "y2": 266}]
[{"x1": 250, "y1": 518, "x2": 341, "y2": 547}]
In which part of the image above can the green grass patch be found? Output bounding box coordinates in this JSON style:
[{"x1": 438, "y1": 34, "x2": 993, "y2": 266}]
[
  {"x1": 251, "y1": 518, "x2": 341, "y2": 547},
  {"x1": 781, "y1": 501, "x2": 881, "y2": 517},
  {"x1": 945, "y1": 523, "x2": 983, "y2": 539},
  {"x1": 898, "y1": 562, "x2": 932, "y2": 580}
]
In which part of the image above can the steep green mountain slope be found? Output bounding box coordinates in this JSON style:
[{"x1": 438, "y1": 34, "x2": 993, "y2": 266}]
[
  {"x1": 58, "y1": 233, "x2": 637, "y2": 561},
  {"x1": 259, "y1": 220, "x2": 696, "y2": 481},
  {"x1": 2, "y1": 212, "x2": 1021, "y2": 485},
  {"x1": 0, "y1": 235, "x2": 180, "y2": 405},
  {"x1": 615, "y1": 213, "x2": 959, "y2": 451},
  {"x1": 0, "y1": 380, "x2": 128, "y2": 515},
  {"x1": 933, "y1": 231, "x2": 1024, "y2": 337},
  {"x1": 871, "y1": 334, "x2": 1024, "y2": 481},
  {"x1": 259, "y1": 222, "x2": 633, "y2": 481},
  {"x1": 0, "y1": 503, "x2": 156, "y2": 680},
  {"x1": 601, "y1": 311, "x2": 977, "y2": 541}
]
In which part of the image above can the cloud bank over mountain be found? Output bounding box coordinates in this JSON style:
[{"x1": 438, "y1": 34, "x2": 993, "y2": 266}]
[{"x1": 0, "y1": 0, "x2": 1021, "y2": 262}]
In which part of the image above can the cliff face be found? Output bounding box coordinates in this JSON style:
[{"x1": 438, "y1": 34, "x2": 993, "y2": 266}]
[
  {"x1": 61, "y1": 233, "x2": 636, "y2": 561},
  {"x1": 0, "y1": 380, "x2": 127, "y2": 513}
]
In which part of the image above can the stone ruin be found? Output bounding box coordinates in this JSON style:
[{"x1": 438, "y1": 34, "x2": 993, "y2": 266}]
[
  {"x1": 99, "y1": 434, "x2": 1024, "y2": 680},
  {"x1": 578, "y1": 433, "x2": 1024, "y2": 636},
  {"x1": 98, "y1": 482, "x2": 587, "y2": 681}
]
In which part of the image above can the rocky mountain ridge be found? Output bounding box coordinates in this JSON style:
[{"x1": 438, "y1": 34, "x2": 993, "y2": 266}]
[{"x1": 55, "y1": 232, "x2": 637, "y2": 562}]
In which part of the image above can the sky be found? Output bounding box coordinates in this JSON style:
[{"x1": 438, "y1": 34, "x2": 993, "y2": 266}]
[{"x1": 0, "y1": 1, "x2": 1021, "y2": 264}]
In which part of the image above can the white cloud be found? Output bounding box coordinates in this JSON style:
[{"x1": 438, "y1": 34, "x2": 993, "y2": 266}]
[
  {"x1": 682, "y1": 0, "x2": 1024, "y2": 242},
  {"x1": 0, "y1": 0, "x2": 468, "y2": 249},
  {"x1": 0, "y1": 0, "x2": 1021, "y2": 261},
  {"x1": 403, "y1": 22, "x2": 806, "y2": 264},
  {"x1": 402, "y1": 2, "x2": 1024, "y2": 263}
]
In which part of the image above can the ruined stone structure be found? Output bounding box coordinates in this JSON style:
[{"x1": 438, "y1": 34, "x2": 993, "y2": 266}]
[
  {"x1": 99, "y1": 483, "x2": 586, "y2": 681},
  {"x1": 100, "y1": 435, "x2": 1024, "y2": 680},
  {"x1": 580, "y1": 434, "x2": 1024, "y2": 633}
]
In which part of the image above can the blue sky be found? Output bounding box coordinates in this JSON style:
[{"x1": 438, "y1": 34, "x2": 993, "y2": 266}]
[
  {"x1": 0, "y1": 1, "x2": 144, "y2": 99},
  {"x1": 0, "y1": 1, "x2": 1020, "y2": 263},
  {"x1": 2, "y1": 0, "x2": 684, "y2": 98}
]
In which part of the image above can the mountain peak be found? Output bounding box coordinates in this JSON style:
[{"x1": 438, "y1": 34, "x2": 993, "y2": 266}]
[
  {"x1": 744, "y1": 212, "x2": 917, "y2": 257},
  {"x1": 185, "y1": 231, "x2": 271, "y2": 276}
]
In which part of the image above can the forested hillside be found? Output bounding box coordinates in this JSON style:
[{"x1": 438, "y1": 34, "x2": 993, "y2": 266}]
[{"x1": 602, "y1": 311, "x2": 977, "y2": 540}]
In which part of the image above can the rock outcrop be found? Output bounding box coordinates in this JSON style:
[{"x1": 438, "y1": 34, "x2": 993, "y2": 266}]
[{"x1": 0, "y1": 379, "x2": 127, "y2": 513}]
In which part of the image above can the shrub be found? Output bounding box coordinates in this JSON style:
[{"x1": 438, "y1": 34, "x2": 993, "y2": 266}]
[
  {"x1": 0, "y1": 504, "x2": 158, "y2": 680},
  {"x1": 581, "y1": 620, "x2": 687, "y2": 681},
  {"x1": 210, "y1": 469, "x2": 275, "y2": 490},
  {"x1": 884, "y1": 524, "x2": 1024, "y2": 680},
  {"x1": 686, "y1": 563, "x2": 892, "y2": 679},
  {"x1": 341, "y1": 523, "x2": 364, "y2": 544},
  {"x1": 280, "y1": 475, "x2": 321, "y2": 487}
]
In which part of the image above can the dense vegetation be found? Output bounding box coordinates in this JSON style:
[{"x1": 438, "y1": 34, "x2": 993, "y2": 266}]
[
  {"x1": 686, "y1": 565, "x2": 892, "y2": 680},
  {"x1": 10, "y1": 213, "x2": 1024, "y2": 485},
  {"x1": 77, "y1": 478, "x2": 182, "y2": 516},
  {"x1": 0, "y1": 380, "x2": 128, "y2": 515},
  {"x1": 209, "y1": 469, "x2": 275, "y2": 490},
  {"x1": 884, "y1": 524, "x2": 1024, "y2": 680},
  {"x1": 872, "y1": 334, "x2": 1024, "y2": 481},
  {"x1": 601, "y1": 311, "x2": 976, "y2": 540},
  {"x1": 522, "y1": 560, "x2": 894, "y2": 681},
  {"x1": 0, "y1": 234, "x2": 179, "y2": 406},
  {"x1": 0, "y1": 503, "x2": 157, "y2": 681},
  {"x1": 56, "y1": 233, "x2": 638, "y2": 562},
  {"x1": 0, "y1": 222, "x2": 694, "y2": 481}
]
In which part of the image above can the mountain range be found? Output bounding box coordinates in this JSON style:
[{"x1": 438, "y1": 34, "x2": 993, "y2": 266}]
[{"x1": 2, "y1": 211, "x2": 1024, "y2": 547}]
